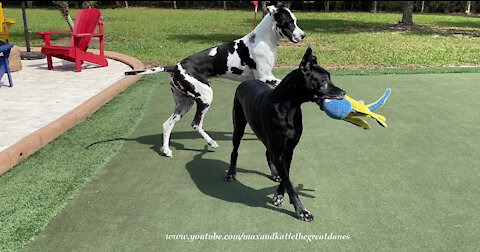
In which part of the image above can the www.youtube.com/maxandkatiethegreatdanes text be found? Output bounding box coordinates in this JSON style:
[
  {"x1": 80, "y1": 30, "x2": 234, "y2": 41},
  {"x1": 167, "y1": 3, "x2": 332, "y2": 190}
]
[{"x1": 165, "y1": 232, "x2": 351, "y2": 242}]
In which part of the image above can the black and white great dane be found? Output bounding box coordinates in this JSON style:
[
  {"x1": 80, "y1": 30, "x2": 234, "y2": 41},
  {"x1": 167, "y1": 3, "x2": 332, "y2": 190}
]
[
  {"x1": 226, "y1": 47, "x2": 346, "y2": 221},
  {"x1": 125, "y1": 3, "x2": 305, "y2": 157}
]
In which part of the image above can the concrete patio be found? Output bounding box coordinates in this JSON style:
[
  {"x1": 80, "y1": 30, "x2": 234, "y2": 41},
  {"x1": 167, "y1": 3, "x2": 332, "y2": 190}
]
[{"x1": 0, "y1": 50, "x2": 143, "y2": 174}]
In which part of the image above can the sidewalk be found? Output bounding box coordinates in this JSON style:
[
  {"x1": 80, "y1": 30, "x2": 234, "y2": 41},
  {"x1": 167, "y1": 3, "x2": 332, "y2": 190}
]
[{"x1": 0, "y1": 50, "x2": 143, "y2": 174}]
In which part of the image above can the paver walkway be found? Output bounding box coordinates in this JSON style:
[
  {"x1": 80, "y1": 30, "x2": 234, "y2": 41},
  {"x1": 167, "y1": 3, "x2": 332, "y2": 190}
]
[{"x1": 0, "y1": 57, "x2": 131, "y2": 152}]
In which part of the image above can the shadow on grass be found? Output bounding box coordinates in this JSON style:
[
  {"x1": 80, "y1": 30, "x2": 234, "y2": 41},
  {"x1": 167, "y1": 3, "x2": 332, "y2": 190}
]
[
  {"x1": 299, "y1": 18, "x2": 480, "y2": 37},
  {"x1": 85, "y1": 131, "x2": 258, "y2": 156},
  {"x1": 160, "y1": 17, "x2": 480, "y2": 46},
  {"x1": 165, "y1": 19, "x2": 393, "y2": 43},
  {"x1": 164, "y1": 19, "x2": 393, "y2": 46},
  {"x1": 167, "y1": 33, "x2": 243, "y2": 44},
  {"x1": 86, "y1": 133, "x2": 314, "y2": 219},
  {"x1": 184, "y1": 147, "x2": 315, "y2": 219},
  {"x1": 434, "y1": 20, "x2": 480, "y2": 29},
  {"x1": 298, "y1": 18, "x2": 392, "y2": 33}
]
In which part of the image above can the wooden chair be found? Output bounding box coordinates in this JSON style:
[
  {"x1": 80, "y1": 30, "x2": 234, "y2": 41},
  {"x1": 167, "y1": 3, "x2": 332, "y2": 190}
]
[
  {"x1": 0, "y1": 2, "x2": 15, "y2": 43},
  {"x1": 37, "y1": 8, "x2": 108, "y2": 72}
]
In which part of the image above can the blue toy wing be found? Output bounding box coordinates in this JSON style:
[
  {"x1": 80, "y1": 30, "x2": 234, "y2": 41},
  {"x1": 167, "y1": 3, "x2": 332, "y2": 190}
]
[{"x1": 367, "y1": 88, "x2": 391, "y2": 112}]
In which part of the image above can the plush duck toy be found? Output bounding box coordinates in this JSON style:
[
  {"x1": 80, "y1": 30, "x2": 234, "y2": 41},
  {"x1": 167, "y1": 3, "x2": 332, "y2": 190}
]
[{"x1": 322, "y1": 88, "x2": 391, "y2": 129}]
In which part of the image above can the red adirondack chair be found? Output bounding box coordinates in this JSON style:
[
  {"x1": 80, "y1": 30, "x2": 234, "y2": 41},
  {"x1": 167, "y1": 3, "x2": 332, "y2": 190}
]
[{"x1": 37, "y1": 8, "x2": 108, "y2": 72}]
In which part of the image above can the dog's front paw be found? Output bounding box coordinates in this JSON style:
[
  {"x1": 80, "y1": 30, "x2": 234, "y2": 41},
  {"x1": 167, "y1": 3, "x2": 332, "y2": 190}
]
[
  {"x1": 225, "y1": 172, "x2": 236, "y2": 182},
  {"x1": 272, "y1": 194, "x2": 284, "y2": 207},
  {"x1": 209, "y1": 141, "x2": 219, "y2": 149},
  {"x1": 297, "y1": 209, "x2": 314, "y2": 222},
  {"x1": 162, "y1": 147, "x2": 173, "y2": 157}
]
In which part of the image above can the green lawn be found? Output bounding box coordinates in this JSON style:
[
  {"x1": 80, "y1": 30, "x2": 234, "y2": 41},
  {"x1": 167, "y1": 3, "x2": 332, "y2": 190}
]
[{"x1": 6, "y1": 8, "x2": 480, "y2": 67}]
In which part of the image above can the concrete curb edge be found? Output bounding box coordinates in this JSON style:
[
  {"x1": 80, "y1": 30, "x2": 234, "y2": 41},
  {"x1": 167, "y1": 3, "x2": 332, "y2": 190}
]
[{"x1": 0, "y1": 48, "x2": 144, "y2": 176}]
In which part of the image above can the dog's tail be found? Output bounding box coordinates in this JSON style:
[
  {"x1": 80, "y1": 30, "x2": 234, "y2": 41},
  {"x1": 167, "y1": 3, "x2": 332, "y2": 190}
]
[{"x1": 124, "y1": 66, "x2": 175, "y2": 76}]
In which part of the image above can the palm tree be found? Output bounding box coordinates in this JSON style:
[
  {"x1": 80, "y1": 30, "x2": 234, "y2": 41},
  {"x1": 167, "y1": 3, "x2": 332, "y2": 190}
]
[{"x1": 52, "y1": 1, "x2": 74, "y2": 30}]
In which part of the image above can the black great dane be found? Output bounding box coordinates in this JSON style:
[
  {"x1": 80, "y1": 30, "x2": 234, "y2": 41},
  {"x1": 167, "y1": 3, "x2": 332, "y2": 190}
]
[{"x1": 225, "y1": 47, "x2": 346, "y2": 221}]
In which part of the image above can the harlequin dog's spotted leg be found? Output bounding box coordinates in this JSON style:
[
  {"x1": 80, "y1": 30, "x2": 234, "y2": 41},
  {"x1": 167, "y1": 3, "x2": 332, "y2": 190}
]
[
  {"x1": 172, "y1": 63, "x2": 219, "y2": 149},
  {"x1": 162, "y1": 86, "x2": 194, "y2": 157},
  {"x1": 191, "y1": 86, "x2": 219, "y2": 149}
]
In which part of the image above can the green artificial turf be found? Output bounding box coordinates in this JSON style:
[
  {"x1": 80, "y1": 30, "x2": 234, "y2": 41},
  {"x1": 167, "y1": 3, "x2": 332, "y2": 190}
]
[
  {"x1": 23, "y1": 73, "x2": 480, "y2": 251},
  {"x1": 0, "y1": 76, "x2": 157, "y2": 252},
  {"x1": 2, "y1": 65, "x2": 478, "y2": 252}
]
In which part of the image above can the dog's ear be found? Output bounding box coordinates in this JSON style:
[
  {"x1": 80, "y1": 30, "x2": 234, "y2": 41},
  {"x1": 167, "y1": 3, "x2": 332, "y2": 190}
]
[
  {"x1": 299, "y1": 46, "x2": 313, "y2": 76},
  {"x1": 267, "y1": 5, "x2": 278, "y2": 15}
]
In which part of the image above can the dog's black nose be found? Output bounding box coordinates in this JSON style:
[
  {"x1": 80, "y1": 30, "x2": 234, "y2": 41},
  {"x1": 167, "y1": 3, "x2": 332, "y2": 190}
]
[{"x1": 301, "y1": 34, "x2": 306, "y2": 39}]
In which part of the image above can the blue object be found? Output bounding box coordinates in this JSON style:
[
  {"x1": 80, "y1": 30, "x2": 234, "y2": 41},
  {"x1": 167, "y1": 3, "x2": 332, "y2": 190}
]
[
  {"x1": 322, "y1": 98, "x2": 351, "y2": 119},
  {"x1": 322, "y1": 88, "x2": 391, "y2": 120},
  {"x1": 368, "y1": 88, "x2": 391, "y2": 111},
  {"x1": 0, "y1": 44, "x2": 14, "y2": 87}
]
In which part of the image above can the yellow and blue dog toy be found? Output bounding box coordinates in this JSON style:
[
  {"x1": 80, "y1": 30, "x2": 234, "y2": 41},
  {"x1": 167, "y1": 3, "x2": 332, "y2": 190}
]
[{"x1": 322, "y1": 88, "x2": 391, "y2": 129}]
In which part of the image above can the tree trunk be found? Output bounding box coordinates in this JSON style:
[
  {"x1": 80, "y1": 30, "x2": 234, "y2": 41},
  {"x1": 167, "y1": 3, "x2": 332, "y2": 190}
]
[
  {"x1": 371, "y1": 1, "x2": 377, "y2": 13},
  {"x1": 53, "y1": 1, "x2": 74, "y2": 30},
  {"x1": 21, "y1": 1, "x2": 31, "y2": 52},
  {"x1": 173, "y1": 1, "x2": 177, "y2": 9},
  {"x1": 421, "y1": 1, "x2": 425, "y2": 13},
  {"x1": 125, "y1": 1, "x2": 128, "y2": 8},
  {"x1": 466, "y1": 1, "x2": 472, "y2": 15},
  {"x1": 401, "y1": 1, "x2": 414, "y2": 26},
  {"x1": 325, "y1": 1, "x2": 329, "y2": 12},
  {"x1": 443, "y1": 1, "x2": 450, "y2": 14},
  {"x1": 223, "y1": 1, "x2": 227, "y2": 10}
]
